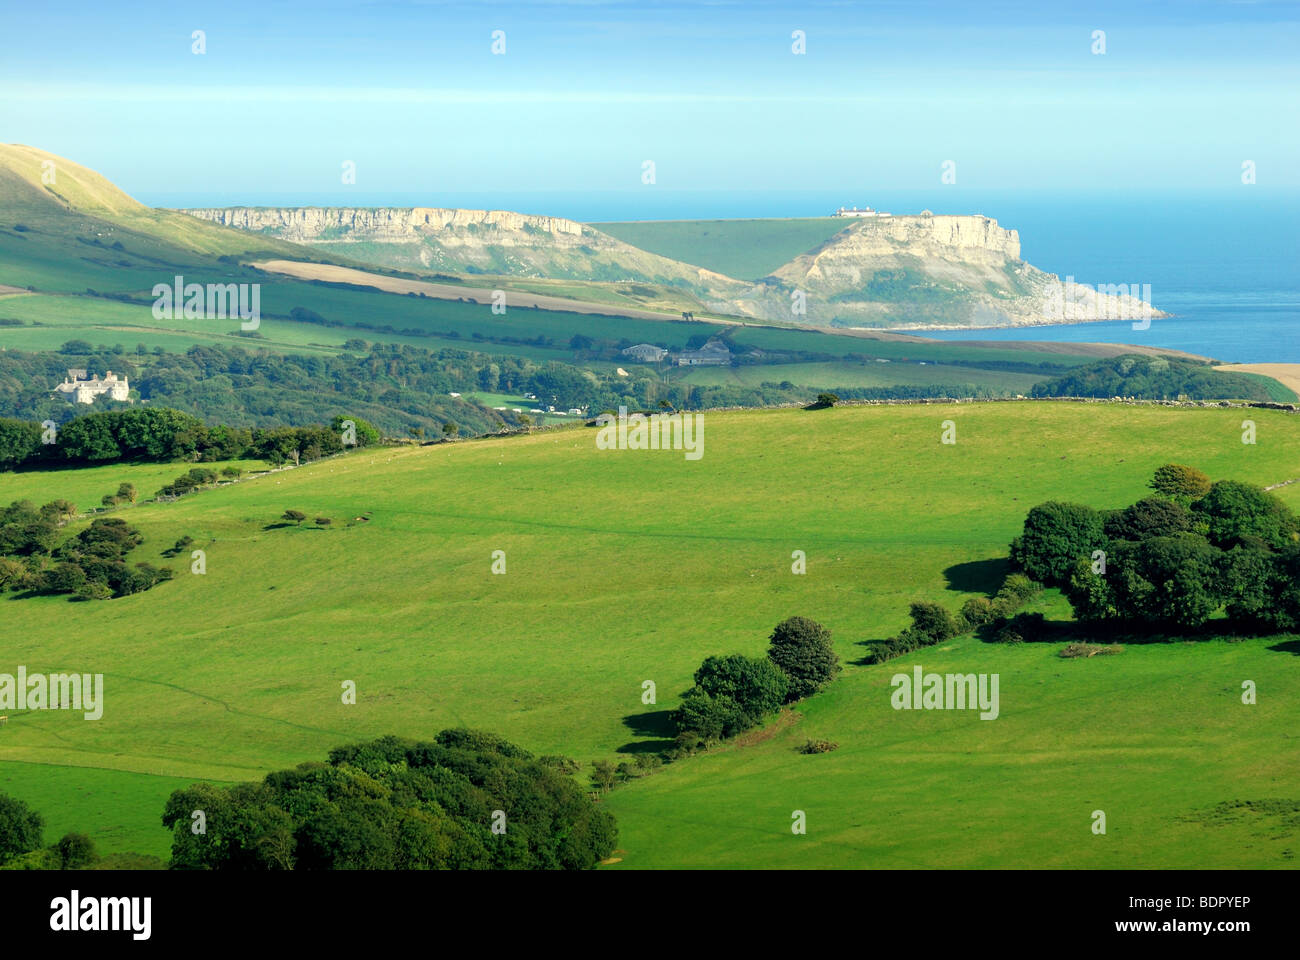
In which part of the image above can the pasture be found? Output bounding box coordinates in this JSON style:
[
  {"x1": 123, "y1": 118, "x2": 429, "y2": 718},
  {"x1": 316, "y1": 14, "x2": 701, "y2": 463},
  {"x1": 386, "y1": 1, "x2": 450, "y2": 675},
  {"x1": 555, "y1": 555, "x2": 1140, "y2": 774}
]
[
  {"x1": 595, "y1": 218, "x2": 848, "y2": 280},
  {"x1": 1, "y1": 402, "x2": 1297, "y2": 865}
]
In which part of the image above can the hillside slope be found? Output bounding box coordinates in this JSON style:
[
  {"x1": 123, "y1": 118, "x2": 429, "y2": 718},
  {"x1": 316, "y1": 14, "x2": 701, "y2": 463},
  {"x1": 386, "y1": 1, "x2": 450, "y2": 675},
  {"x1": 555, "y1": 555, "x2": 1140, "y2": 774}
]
[
  {"x1": 0, "y1": 145, "x2": 311, "y2": 260},
  {"x1": 0, "y1": 402, "x2": 1297, "y2": 865}
]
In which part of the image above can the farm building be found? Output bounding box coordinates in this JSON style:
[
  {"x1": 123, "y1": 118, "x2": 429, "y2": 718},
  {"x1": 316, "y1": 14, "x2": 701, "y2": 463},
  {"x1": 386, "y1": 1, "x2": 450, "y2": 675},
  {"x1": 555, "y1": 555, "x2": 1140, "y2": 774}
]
[
  {"x1": 674, "y1": 340, "x2": 732, "y2": 366},
  {"x1": 622, "y1": 343, "x2": 668, "y2": 363}
]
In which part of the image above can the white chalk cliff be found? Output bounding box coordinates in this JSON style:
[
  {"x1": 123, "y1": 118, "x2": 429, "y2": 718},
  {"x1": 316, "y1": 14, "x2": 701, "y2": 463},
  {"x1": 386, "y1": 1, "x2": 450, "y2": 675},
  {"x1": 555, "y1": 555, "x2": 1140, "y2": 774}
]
[{"x1": 181, "y1": 207, "x2": 1164, "y2": 329}]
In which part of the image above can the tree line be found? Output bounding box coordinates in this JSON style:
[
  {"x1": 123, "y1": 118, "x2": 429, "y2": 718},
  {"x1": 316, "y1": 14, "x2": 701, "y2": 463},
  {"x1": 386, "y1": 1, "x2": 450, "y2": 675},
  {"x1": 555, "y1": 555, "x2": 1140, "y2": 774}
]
[
  {"x1": 1030, "y1": 355, "x2": 1284, "y2": 403},
  {"x1": 0, "y1": 407, "x2": 380, "y2": 471},
  {"x1": 671, "y1": 616, "x2": 841, "y2": 750}
]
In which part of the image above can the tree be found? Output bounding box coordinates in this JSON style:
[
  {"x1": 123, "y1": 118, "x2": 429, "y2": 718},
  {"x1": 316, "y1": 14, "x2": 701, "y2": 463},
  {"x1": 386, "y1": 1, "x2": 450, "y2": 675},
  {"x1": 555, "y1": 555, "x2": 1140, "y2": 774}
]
[
  {"x1": 590, "y1": 760, "x2": 616, "y2": 793},
  {"x1": 56, "y1": 832, "x2": 97, "y2": 869},
  {"x1": 0, "y1": 556, "x2": 26, "y2": 590},
  {"x1": 73, "y1": 581, "x2": 113, "y2": 602},
  {"x1": 1108, "y1": 535, "x2": 1226, "y2": 629},
  {"x1": 1261, "y1": 544, "x2": 1300, "y2": 632},
  {"x1": 960, "y1": 597, "x2": 995, "y2": 627},
  {"x1": 117, "y1": 482, "x2": 137, "y2": 503},
  {"x1": 0, "y1": 792, "x2": 45, "y2": 866},
  {"x1": 767, "y1": 616, "x2": 840, "y2": 701},
  {"x1": 670, "y1": 688, "x2": 740, "y2": 740},
  {"x1": 315, "y1": 517, "x2": 332, "y2": 527},
  {"x1": 1104, "y1": 496, "x2": 1195, "y2": 542},
  {"x1": 1149, "y1": 463, "x2": 1211, "y2": 503},
  {"x1": 812, "y1": 392, "x2": 839, "y2": 409},
  {"x1": 1193, "y1": 480, "x2": 1298, "y2": 550},
  {"x1": 40, "y1": 500, "x2": 77, "y2": 525},
  {"x1": 443, "y1": 421, "x2": 459, "y2": 437},
  {"x1": 281, "y1": 510, "x2": 307, "y2": 526},
  {"x1": 44, "y1": 561, "x2": 88, "y2": 594},
  {"x1": 907, "y1": 601, "x2": 962, "y2": 642},
  {"x1": 0, "y1": 418, "x2": 42, "y2": 471},
  {"x1": 692, "y1": 654, "x2": 789, "y2": 714},
  {"x1": 1010, "y1": 501, "x2": 1106, "y2": 586},
  {"x1": 1064, "y1": 557, "x2": 1116, "y2": 623},
  {"x1": 331, "y1": 415, "x2": 380, "y2": 447},
  {"x1": 672, "y1": 654, "x2": 790, "y2": 738},
  {"x1": 1222, "y1": 544, "x2": 1279, "y2": 629}
]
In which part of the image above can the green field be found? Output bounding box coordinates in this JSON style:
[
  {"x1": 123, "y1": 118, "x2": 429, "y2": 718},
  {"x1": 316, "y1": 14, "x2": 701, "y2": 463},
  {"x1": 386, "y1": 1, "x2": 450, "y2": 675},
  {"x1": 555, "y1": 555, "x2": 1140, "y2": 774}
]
[
  {"x1": 2, "y1": 402, "x2": 1297, "y2": 866},
  {"x1": 0, "y1": 284, "x2": 1130, "y2": 399},
  {"x1": 595, "y1": 218, "x2": 847, "y2": 280},
  {"x1": 462, "y1": 391, "x2": 576, "y2": 424},
  {"x1": 680, "y1": 360, "x2": 1048, "y2": 393}
]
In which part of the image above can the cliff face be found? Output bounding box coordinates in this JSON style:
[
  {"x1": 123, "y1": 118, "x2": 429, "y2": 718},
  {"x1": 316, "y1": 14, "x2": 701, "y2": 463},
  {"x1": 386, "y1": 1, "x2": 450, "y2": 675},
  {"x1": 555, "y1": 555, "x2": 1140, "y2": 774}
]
[
  {"x1": 180, "y1": 207, "x2": 1163, "y2": 330},
  {"x1": 761, "y1": 214, "x2": 1163, "y2": 328},
  {"x1": 185, "y1": 206, "x2": 588, "y2": 242},
  {"x1": 183, "y1": 205, "x2": 739, "y2": 295},
  {"x1": 824, "y1": 214, "x2": 1020, "y2": 263}
]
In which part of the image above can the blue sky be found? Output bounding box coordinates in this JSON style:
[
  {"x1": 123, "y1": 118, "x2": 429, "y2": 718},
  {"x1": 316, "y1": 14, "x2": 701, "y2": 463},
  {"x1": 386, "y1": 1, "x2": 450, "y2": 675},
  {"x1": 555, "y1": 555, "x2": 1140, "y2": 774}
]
[{"x1": 2, "y1": 1, "x2": 1297, "y2": 207}]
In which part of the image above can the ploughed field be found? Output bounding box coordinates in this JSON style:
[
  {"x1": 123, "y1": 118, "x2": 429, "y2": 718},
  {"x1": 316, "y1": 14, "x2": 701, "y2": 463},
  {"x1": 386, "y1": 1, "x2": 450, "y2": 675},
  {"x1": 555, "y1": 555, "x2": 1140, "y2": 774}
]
[{"x1": 1, "y1": 402, "x2": 1297, "y2": 866}]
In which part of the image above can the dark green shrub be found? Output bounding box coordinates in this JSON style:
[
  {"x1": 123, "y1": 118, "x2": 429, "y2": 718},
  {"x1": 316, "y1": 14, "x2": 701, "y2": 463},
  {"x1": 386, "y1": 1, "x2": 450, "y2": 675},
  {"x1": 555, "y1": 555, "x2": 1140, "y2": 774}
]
[
  {"x1": 908, "y1": 601, "x2": 961, "y2": 642},
  {"x1": 959, "y1": 596, "x2": 995, "y2": 628},
  {"x1": 1193, "y1": 480, "x2": 1298, "y2": 550},
  {"x1": 1149, "y1": 463, "x2": 1211, "y2": 503},
  {"x1": 767, "y1": 616, "x2": 840, "y2": 700},
  {"x1": 1010, "y1": 501, "x2": 1106, "y2": 585}
]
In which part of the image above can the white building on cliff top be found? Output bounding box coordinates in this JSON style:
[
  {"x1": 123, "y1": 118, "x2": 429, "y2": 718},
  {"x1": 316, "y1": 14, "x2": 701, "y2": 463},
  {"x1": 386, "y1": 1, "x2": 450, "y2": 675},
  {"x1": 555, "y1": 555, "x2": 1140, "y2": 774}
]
[{"x1": 834, "y1": 205, "x2": 891, "y2": 217}]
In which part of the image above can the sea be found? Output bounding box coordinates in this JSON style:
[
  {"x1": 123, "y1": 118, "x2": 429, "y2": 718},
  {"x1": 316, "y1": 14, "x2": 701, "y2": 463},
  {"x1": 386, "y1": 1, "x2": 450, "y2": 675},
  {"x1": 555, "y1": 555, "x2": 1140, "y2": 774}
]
[{"x1": 142, "y1": 188, "x2": 1299, "y2": 364}]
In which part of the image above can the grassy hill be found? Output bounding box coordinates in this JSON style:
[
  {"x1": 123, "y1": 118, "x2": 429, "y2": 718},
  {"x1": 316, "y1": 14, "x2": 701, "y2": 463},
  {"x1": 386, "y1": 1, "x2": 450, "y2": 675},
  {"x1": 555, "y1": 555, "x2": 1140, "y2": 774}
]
[
  {"x1": 0, "y1": 145, "x2": 313, "y2": 262},
  {"x1": 594, "y1": 218, "x2": 849, "y2": 281},
  {"x1": 2, "y1": 401, "x2": 1297, "y2": 865}
]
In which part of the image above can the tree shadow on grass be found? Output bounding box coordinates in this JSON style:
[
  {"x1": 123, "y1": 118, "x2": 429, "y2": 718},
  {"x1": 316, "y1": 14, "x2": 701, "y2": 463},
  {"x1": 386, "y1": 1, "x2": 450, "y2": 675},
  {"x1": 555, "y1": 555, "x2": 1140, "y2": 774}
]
[
  {"x1": 943, "y1": 557, "x2": 1010, "y2": 595},
  {"x1": 615, "y1": 710, "x2": 677, "y2": 755},
  {"x1": 1267, "y1": 638, "x2": 1300, "y2": 656},
  {"x1": 850, "y1": 637, "x2": 892, "y2": 667}
]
